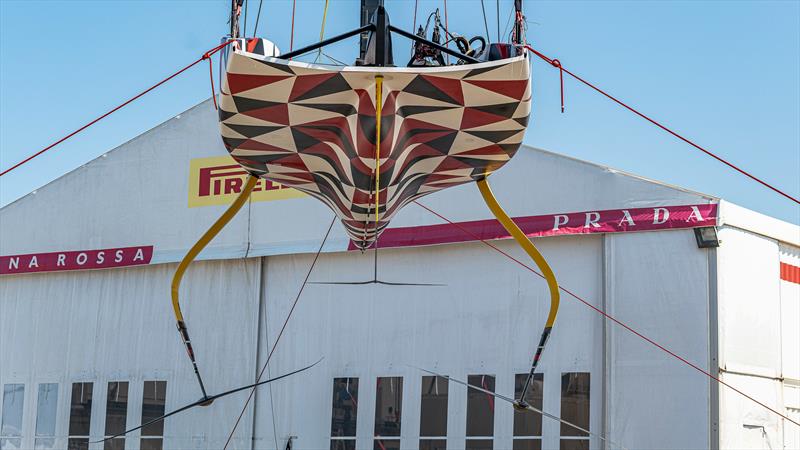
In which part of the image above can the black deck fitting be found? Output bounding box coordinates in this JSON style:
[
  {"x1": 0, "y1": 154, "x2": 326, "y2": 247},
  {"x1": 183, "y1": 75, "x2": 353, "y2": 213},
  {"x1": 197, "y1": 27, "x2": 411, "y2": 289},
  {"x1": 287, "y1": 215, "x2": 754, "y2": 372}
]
[{"x1": 276, "y1": 7, "x2": 480, "y2": 66}]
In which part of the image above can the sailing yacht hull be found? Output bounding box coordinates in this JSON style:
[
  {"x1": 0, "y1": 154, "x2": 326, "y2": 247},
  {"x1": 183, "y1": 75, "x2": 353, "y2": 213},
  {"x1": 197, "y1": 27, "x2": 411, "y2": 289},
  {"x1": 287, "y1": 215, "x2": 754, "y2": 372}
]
[{"x1": 219, "y1": 52, "x2": 531, "y2": 248}]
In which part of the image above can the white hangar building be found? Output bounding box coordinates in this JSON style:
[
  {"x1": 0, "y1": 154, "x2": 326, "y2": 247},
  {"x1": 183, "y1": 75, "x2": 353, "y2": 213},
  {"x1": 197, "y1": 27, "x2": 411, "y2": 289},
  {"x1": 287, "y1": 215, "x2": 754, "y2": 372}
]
[{"x1": 1, "y1": 99, "x2": 798, "y2": 450}]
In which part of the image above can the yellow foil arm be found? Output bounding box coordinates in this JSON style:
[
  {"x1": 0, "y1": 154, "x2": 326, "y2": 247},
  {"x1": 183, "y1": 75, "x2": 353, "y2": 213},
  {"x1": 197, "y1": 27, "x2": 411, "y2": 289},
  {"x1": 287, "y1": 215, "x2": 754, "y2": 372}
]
[
  {"x1": 476, "y1": 177, "x2": 559, "y2": 327},
  {"x1": 477, "y1": 176, "x2": 559, "y2": 404},
  {"x1": 170, "y1": 174, "x2": 257, "y2": 399}
]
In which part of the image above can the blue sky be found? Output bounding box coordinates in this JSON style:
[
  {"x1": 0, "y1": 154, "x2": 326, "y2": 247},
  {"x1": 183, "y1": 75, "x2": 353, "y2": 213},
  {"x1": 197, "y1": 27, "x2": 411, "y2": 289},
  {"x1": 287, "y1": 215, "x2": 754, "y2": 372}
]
[{"x1": 1, "y1": 1, "x2": 798, "y2": 223}]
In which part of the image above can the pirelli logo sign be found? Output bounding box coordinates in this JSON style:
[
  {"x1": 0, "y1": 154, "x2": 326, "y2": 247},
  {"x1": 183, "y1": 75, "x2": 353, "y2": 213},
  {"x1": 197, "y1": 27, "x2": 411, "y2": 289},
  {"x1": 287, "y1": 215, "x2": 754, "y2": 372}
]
[{"x1": 188, "y1": 156, "x2": 305, "y2": 207}]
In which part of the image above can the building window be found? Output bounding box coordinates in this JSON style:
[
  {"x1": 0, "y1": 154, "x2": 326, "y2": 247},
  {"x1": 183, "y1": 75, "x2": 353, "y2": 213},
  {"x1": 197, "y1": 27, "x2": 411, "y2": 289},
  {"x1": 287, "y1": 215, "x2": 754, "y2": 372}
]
[
  {"x1": 419, "y1": 375, "x2": 448, "y2": 450},
  {"x1": 1, "y1": 384, "x2": 24, "y2": 450},
  {"x1": 141, "y1": 381, "x2": 166, "y2": 450},
  {"x1": 35, "y1": 383, "x2": 58, "y2": 450},
  {"x1": 104, "y1": 382, "x2": 129, "y2": 450},
  {"x1": 466, "y1": 375, "x2": 494, "y2": 450},
  {"x1": 330, "y1": 377, "x2": 359, "y2": 450},
  {"x1": 560, "y1": 373, "x2": 590, "y2": 450},
  {"x1": 68, "y1": 382, "x2": 93, "y2": 450},
  {"x1": 513, "y1": 373, "x2": 543, "y2": 450},
  {"x1": 374, "y1": 377, "x2": 402, "y2": 450}
]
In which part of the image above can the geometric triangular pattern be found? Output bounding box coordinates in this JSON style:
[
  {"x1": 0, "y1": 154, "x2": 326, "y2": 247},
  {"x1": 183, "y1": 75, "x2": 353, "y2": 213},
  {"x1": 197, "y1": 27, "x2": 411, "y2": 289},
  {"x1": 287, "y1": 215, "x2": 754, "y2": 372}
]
[{"x1": 219, "y1": 51, "x2": 531, "y2": 249}]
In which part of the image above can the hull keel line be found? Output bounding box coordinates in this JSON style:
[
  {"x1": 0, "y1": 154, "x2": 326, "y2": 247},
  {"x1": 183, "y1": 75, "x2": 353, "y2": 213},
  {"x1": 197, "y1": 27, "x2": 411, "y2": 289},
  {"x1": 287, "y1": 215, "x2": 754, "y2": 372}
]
[
  {"x1": 476, "y1": 177, "x2": 560, "y2": 407},
  {"x1": 171, "y1": 174, "x2": 258, "y2": 401}
]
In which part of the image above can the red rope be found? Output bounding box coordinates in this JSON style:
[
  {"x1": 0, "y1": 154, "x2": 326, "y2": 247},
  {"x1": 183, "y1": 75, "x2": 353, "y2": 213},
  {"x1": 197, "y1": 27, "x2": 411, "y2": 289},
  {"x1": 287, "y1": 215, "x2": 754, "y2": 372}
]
[
  {"x1": 0, "y1": 40, "x2": 234, "y2": 178},
  {"x1": 524, "y1": 45, "x2": 799, "y2": 205},
  {"x1": 552, "y1": 59, "x2": 565, "y2": 113},
  {"x1": 481, "y1": 375, "x2": 495, "y2": 413},
  {"x1": 206, "y1": 54, "x2": 218, "y2": 111},
  {"x1": 413, "y1": 199, "x2": 800, "y2": 427}
]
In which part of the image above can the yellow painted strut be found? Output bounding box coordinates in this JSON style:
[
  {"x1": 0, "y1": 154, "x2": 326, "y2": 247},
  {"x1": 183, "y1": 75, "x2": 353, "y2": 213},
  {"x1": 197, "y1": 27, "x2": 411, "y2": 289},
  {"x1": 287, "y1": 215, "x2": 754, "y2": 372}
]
[
  {"x1": 171, "y1": 174, "x2": 258, "y2": 399},
  {"x1": 374, "y1": 74, "x2": 384, "y2": 226},
  {"x1": 476, "y1": 177, "x2": 560, "y2": 405}
]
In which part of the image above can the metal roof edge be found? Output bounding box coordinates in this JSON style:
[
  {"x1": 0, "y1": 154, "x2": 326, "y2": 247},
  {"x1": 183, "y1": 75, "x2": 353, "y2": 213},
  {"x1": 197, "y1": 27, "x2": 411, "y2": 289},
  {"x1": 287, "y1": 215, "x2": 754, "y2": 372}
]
[
  {"x1": 0, "y1": 98, "x2": 214, "y2": 212},
  {"x1": 518, "y1": 145, "x2": 720, "y2": 202},
  {"x1": 718, "y1": 200, "x2": 800, "y2": 247}
]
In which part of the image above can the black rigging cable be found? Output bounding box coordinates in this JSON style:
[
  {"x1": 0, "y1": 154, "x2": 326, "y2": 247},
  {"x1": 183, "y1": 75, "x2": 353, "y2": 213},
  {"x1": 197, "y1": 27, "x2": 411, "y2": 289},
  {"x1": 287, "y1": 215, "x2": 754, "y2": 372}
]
[
  {"x1": 414, "y1": 200, "x2": 800, "y2": 427},
  {"x1": 252, "y1": 0, "x2": 265, "y2": 37},
  {"x1": 496, "y1": 0, "x2": 500, "y2": 42},
  {"x1": 479, "y1": 0, "x2": 491, "y2": 43},
  {"x1": 413, "y1": 367, "x2": 628, "y2": 449},
  {"x1": 243, "y1": 0, "x2": 248, "y2": 38},
  {"x1": 90, "y1": 359, "x2": 323, "y2": 444},
  {"x1": 502, "y1": 8, "x2": 514, "y2": 43},
  {"x1": 222, "y1": 217, "x2": 336, "y2": 449},
  {"x1": 413, "y1": 0, "x2": 419, "y2": 31}
]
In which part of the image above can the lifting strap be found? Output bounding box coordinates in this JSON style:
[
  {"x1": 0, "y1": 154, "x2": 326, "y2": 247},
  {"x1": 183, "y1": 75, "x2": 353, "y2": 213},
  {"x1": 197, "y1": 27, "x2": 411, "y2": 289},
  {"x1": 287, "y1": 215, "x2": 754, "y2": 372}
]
[
  {"x1": 476, "y1": 177, "x2": 559, "y2": 406},
  {"x1": 171, "y1": 174, "x2": 258, "y2": 400}
]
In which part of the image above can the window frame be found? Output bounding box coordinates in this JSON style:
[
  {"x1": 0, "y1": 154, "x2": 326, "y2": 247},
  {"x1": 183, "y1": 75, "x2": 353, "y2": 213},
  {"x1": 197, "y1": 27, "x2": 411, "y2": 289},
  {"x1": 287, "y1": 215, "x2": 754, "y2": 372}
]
[
  {"x1": 103, "y1": 381, "x2": 130, "y2": 450},
  {"x1": 559, "y1": 372, "x2": 590, "y2": 450},
  {"x1": 465, "y1": 374, "x2": 496, "y2": 449},
  {"x1": 67, "y1": 381, "x2": 94, "y2": 450},
  {"x1": 140, "y1": 380, "x2": 167, "y2": 450},
  {"x1": 329, "y1": 377, "x2": 359, "y2": 450},
  {"x1": 419, "y1": 375, "x2": 448, "y2": 450},
  {"x1": 1, "y1": 383, "x2": 25, "y2": 449},
  {"x1": 373, "y1": 376, "x2": 403, "y2": 450},
  {"x1": 33, "y1": 382, "x2": 59, "y2": 450},
  {"x1": 512, "y1": 373, "x2": 544, "y2": 450}
]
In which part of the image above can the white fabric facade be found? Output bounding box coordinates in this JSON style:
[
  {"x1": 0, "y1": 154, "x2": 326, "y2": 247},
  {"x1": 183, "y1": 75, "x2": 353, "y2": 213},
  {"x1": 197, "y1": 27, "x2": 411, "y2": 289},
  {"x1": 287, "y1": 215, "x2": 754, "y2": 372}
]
[
  {"x1": 1, "y1": 100, "x2": 798, "y2": 450},
  {"x1": 715, "y1": 204, "x2": 800, "y2": 450}
]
